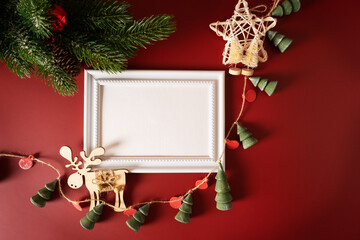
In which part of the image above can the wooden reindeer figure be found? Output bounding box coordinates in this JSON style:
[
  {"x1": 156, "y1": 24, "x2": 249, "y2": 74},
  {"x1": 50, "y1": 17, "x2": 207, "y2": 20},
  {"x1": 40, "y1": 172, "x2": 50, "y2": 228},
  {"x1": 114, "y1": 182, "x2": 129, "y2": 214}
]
[{"x1": 60, "y1": 146, "x2": 128, "y2": 212}]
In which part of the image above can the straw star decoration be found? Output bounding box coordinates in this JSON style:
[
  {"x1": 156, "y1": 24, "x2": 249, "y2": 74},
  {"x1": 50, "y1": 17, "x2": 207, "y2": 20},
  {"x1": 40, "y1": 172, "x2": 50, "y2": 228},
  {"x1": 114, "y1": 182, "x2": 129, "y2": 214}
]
[{"x1": 209, "y1": 0, "x2": 277, "y2": 69}]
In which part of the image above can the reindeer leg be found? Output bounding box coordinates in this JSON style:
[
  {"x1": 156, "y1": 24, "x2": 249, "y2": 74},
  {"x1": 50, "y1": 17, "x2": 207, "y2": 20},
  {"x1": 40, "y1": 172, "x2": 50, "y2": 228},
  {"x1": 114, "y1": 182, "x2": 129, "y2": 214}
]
[
  {"x1": 114, "y1": 187, "x2": 121, "y2": 212},
  {"x1": 95, "y1": 191, "x2": 100, "y2": 206},
  {"x1": 119, "y1": 185, "x2": 126, "y2": 211},
  {"x1": 89, "y1": 191, "x2": 95, "y2": 211}
]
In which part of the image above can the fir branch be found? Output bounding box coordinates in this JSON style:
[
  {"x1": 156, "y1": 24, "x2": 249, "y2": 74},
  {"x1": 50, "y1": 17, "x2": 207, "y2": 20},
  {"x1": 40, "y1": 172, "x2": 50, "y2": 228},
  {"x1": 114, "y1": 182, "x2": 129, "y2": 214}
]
[
  {"x1": 62, "y1": 33, "x2": 128, "y2": 73},
  {"x1": 2, "y1": 50, "x2": 34, "y2": 78},
  {"x1": 117, "y1": 15, "x2": 176, "y2": 48},
  {"x1": 36, "y1": 63, "x2": 77, "y2": 96},
  {"x1": 60, "y1": 0, "x2": 131, "y2": 32},
  {"x1": 16, "y1": 0, "x2": 53, "y2": 39}
]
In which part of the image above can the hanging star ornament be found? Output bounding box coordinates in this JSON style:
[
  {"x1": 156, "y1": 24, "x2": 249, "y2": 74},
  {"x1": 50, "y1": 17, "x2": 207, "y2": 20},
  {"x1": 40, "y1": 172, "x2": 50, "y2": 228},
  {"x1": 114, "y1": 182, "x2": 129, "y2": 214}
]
[{"x1": 210, "y1": 0, "x2": 277, "y2": 70}]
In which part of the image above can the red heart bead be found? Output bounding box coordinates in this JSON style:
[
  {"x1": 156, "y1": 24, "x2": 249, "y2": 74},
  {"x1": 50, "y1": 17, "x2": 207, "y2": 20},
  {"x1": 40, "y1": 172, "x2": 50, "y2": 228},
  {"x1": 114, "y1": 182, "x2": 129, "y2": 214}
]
[
  {"x1": 169, "y1": 196, "x2": 183, "y2": 209},
  {"x1": 226, "y1": 139, "x2": 239, "y2": 150},
  {"x1": 72, "y1": 202, "x2": 83, "y2": 211},
  {"x1": 19, "y1": 155, "x2": 34, "y2": 170},
  {"x1": 195, "y1": 178, "x2": 208, "y2": 190},
  {"x1": 124, "y1": 208, "x2": 137, "y2": 216}
]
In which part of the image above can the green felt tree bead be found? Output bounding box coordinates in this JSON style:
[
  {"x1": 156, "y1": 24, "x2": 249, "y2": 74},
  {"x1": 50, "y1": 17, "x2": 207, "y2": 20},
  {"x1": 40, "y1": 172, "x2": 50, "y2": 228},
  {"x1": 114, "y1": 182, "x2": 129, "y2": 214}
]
[
  {"x1": 242, "y1": 136, "x2": 258, "y2": 149},
  {"x1": 249, "y1": 76, "x2": 278, "y2": 96},
  {"x1": 278, "y1": 37, "x2": 293, "y2": 53},
  {"x1": 30, "y1": 179, "x2": 57, "y2": 208},
  {"x1": 215, "y1": 192, "x2": 232, "y2": 203},
  {"x1": 249, "y1": 76, "x2": 261, "y2": 87},
  {"x1": 258, "y1": 79, "x2": 269, "y2": 91},
  {"x1": 215, "y1": 178, "x2": 230, "y2": 192},
  {"x1": 236, "y1": 123, "x2": 258, "y2": 149},
  {"x1": 126, "y1": 217, "x2": 141, "y2": 232},
  {"x1": 216, "y1": 202, "x2": 232, "y2": 211},
  {"x1": 215, "y1": 164, "x2": 232, "y2": 211},
  {"x1": 267, "y1": 30, "x2": 277, "y2": 41},
  {"x1": 175, "y1": 194, "x2": 193, "y2": 224},
  {"x1": 126, "y1": 204, "x2": 150, "y2": 232},
  {"x1": 80, "y1": 203, "x2": 104, "y2": 230},
  {"x1": 282, "y1": 0, "x2": 293, "y2": 15},
  {"x1": 271, "y1": 0, "x2": 301, "y2": 17},
  {"x1": 38, "y1": 187, "x2": 52, "y2": 200},
  {"x1": 267, "y1": 31, "x2": 293, "y2": 53},
  {"x1": 133, "y1": 211, "x2": 146, "y2": 224},
  {"x1": 271, "y1": 5, "x2": 283, "y2": 17},
  {"x1": 45, "y1": 180, "x2": 57, "y2": 191},
  {"x1": 291, "y1": 0, "x2": 301, "y2": 12},
  {"x1": 30, "y1": 194, "x2": 46, "y2": 208},
  {"x1": 272, "y1": 34, "x2": 285, "y2": 47},
  {"x1": 264, "y1": 81, "x2": 278, "y2": 96}
]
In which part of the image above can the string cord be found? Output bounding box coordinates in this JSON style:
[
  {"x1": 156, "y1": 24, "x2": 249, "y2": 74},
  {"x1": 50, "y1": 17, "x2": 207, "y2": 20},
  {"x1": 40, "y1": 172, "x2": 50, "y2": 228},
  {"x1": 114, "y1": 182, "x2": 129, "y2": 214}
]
[{"x1": 0, "y1": 76, "x2": 248, "y2": 211}]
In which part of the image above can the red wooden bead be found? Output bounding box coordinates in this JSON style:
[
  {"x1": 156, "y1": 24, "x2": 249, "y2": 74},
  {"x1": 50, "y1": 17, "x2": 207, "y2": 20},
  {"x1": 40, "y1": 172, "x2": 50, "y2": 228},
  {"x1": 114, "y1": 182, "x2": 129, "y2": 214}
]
[{"x1": 245, "y1": 89, "x2": 257, "y2": 102}]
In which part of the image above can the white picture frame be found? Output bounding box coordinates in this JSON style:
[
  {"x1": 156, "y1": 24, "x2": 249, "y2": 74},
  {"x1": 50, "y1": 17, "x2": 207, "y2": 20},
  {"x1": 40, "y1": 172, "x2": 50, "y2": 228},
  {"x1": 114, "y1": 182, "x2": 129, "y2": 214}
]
[{"x1": 84, "y1": 70, "x2": 225, "y2": 173}]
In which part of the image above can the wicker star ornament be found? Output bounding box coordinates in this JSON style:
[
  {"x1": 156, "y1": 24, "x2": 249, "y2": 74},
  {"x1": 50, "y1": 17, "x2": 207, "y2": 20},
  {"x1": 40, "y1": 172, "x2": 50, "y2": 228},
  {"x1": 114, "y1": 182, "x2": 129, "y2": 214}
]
[{"x1": 210, "y1": 0, "x2": 277, "y2": 69}]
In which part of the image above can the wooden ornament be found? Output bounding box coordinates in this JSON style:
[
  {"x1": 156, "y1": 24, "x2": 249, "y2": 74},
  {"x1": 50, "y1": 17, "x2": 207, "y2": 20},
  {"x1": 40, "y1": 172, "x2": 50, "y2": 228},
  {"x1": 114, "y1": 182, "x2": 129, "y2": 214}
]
[
  {"x1": 209, "y1": 0, "x2": 276, "y2": 68},
  {"x1": 215, "y1": 164, "x2": 232, "y2": 211},
  {"x1": 72, "y1": 201, "x2": 83, "y2": 211},
  {"x1": 30, "y1": 179, "x2": 57, "y2": 208},
  {"x1": 60, "y1": 146, "x2": 128, "y2": 212},
  {"x1": 241, "y1": 68, "x2": 254, "y2": 76},
  {"x1": 249, "y1": 76, "x2": 278, "y2": 96},
  {"x1": 126, "y1": 204, "x2": 150, "y2": 232},
  {"x1": 237, "y1": 124, "x2": 258, "y2": 149},
  {"x1": 229, "y1": 67, "x2": 242, "y2": 75},
  {"x1": 267, "y1": 30, "x2": 293, "y2": 53},
  {"x1": 169, "y1": 196, "x2": 183, "y2": 209},
  {"x1": 175, "y1": 194, "x2": 193, "y2": 224},
  {"x1": 80, "y1": 203, "x2": 104, "y2": 230}
]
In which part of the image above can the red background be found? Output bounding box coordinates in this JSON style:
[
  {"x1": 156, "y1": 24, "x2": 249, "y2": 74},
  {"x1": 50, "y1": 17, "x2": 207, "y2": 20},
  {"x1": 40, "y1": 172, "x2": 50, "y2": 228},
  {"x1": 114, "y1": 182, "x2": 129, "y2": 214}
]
[{"x1": 1, "y1": 0, "x2": 360, "y2": 239}]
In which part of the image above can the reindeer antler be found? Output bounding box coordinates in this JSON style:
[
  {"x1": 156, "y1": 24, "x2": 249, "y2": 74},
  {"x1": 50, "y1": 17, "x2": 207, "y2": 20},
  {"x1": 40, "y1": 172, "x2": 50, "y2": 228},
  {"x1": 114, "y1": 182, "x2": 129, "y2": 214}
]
[
  {"x1": 60, "y1": 146, "x2": 82, "y2": 171},
  {"x1": 80, "y1": 147, "x2": 104, "y2": 171}
]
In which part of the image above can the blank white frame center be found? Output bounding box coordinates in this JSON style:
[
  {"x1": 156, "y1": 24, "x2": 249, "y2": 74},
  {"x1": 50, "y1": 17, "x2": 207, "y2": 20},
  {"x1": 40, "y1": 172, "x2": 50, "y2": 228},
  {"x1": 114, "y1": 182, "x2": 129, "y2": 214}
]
[{"x1": 84, "y1": 70, "x2": 224, "y2": 172}]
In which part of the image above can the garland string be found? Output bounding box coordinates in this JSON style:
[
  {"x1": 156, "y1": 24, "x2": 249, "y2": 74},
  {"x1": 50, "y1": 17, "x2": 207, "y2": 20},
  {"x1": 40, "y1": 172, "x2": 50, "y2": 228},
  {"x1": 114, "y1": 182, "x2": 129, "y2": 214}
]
[{"x1": 0, "y1": 76, "x2": 248, "y2": 211}]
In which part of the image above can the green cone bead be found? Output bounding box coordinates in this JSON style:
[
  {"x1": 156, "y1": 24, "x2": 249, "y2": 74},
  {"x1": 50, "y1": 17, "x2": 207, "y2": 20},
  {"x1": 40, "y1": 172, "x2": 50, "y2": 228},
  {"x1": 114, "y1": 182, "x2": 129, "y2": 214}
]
[
  {"x1": 264, "y1": 81, "x2": 278, "y2": 96},
  {"x1": 80, "y1": 203, "x2": 103, "y2": 230},
  {"x1": 290, "y1": 0, "x2": 301, "y2": 12},
  {"x1": 236, "y1": 124, "x2": 258, "y2": 149},
  {"x1": 126, "y1": 204, "x2": 150, "y2": 232},
  {"x1": 126, "y1": 217, "x2": 141, "y2": 232},
  {"x1": 271, "y1": 5, "x2": 283, "y2": 17},
  {"x1": 249, "y1": 76, "x2": 278, "y2": 96},
  {"x1": 278, "y1": 38, "x2": 293, "y2": 53},
  {"x1": 249, "y1": 76, "x2": 261, "y2": 87},
  {"x1": 45, "y1": 180, "x2": 57, "y2": 191},
  {"x1": 30, "y1": 194, "x2": 46, "y2": 208},
  {"x1": 271, "y1": 0, "x2": 301, "y2": 17},
  {"x1": 175, "y1": 194, "x2": 193, "y2": 224},
  {"x1": 30, "y1": 179, "x2": 57, "y2": 208},
  {"x1": 216, "y1": 202, "x2": 232, "y2": 211},
  {"x1": 215, "y1": 164, "x2": 232, "y2": 211}
]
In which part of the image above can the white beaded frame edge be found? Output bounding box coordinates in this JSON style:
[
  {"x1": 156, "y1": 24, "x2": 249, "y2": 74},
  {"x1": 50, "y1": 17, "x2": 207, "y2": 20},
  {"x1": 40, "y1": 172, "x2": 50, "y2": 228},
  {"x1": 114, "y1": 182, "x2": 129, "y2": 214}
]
[{"x1": 84, "y1": 70, "x2": 225, "y2": 173}]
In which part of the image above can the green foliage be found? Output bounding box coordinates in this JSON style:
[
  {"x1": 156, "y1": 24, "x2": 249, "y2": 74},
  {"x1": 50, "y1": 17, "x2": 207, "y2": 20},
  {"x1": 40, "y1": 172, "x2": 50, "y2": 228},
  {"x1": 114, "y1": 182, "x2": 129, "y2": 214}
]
[
  {"x1": 0, "y1": 0, "x2": 176, "y2": 96},
  {"x1": 17, "y1": 0, "x2": 53, "y2": 39}
]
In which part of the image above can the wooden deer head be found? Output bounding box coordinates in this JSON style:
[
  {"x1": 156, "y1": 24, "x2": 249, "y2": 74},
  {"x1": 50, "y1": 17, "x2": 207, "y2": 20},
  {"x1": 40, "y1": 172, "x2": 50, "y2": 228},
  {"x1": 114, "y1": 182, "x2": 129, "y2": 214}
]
[{"x1": 60, "y1": 146, "x2": 105, "y2": 189}]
